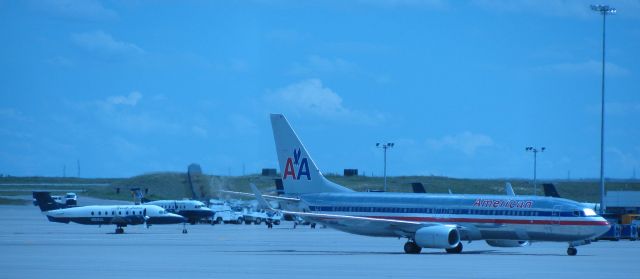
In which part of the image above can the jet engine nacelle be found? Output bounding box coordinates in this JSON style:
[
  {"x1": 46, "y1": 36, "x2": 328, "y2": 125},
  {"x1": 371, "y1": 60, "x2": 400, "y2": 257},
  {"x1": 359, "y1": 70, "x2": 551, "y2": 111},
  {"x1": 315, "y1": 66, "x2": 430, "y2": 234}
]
[
  {"x1": 414, "y1": 225, "x2": 460, "y2": 249},
  {"x1": 485, "y1": 240, "x2": 529, "y2": 247}
]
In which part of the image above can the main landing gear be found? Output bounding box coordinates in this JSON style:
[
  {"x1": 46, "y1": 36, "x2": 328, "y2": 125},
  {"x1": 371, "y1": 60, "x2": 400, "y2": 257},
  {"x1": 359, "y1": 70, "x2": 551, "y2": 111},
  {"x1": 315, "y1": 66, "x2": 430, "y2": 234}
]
[
  {"x1": 182, "y1": 223, "x2": 188, "y2": 234},
  {"x1": 567, "y1": 247, "x2": 577, "y2": 256},
  {"x1": 403, "y1": 241, "x2": 422, "y2": 254},
  {"x1": 115, "y1": 227, "x2": 124, "y2": 234},
  {"x1": 403, "y1": 241, "x2": 464, "y2": 254},
  {"x1": 445, "y1": 243, "x2": 463, "y2": 254}
]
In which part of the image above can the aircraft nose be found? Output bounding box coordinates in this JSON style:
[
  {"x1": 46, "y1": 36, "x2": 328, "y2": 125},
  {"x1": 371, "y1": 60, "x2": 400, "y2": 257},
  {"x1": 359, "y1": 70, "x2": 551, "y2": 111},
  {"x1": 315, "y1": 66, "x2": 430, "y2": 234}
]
[{"x1": 591, "y1": 217, "x2": 611, "y2": 238}]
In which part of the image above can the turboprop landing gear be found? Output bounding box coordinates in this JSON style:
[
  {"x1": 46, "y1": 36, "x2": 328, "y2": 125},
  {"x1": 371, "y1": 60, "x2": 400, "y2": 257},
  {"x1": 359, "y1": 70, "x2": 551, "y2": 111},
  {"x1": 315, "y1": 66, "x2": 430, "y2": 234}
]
[
  {"x1": 567, "y1": 247, "x2": 577, "y2": 256},
  {"x1": 403, "y1": 241, "x2": 422, "y2": 254},
  {"x1": 182, "y1": 223, "x2": 188, "y2": 234},
  {"x1": 445, "y1": 243, "x2": 463, "y2": 254},
  {"x1": 115, "y1": 227, "x2": 124, "y2": 234}
]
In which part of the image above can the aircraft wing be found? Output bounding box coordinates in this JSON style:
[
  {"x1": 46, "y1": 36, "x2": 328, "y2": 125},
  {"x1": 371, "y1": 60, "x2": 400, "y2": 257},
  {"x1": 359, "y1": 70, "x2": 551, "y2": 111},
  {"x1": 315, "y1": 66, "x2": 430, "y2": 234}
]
[
  {"x1": 282, "y1": 209, "x2": 429, "y2": 236},
  {"x1": 219, "y1": 190, "x2": 300, "y2": 203},
  {"x1": 249, "y1": 184, "x2": 461, "y2": 238}
]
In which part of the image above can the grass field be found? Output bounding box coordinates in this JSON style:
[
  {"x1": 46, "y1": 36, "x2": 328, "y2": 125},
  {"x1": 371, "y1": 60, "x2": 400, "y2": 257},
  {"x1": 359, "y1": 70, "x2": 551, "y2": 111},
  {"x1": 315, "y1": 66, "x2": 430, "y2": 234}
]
[{"x1": 2, "y1": 173, "x2": 639, "y2": 203}]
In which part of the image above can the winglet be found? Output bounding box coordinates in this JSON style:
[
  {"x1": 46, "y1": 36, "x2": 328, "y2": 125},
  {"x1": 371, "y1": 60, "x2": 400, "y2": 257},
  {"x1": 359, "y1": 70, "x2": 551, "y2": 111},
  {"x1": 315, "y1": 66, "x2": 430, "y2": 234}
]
[{"x1": 250, "y1": 183, "x2": 275, "y2": 211}]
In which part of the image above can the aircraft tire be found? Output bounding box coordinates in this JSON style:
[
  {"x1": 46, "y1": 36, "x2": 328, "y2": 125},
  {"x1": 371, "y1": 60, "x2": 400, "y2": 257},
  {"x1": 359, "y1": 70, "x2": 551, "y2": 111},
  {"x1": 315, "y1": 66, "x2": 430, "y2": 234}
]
[
  {"x1": 403, "y1": 242, "x2": 422, "y2": 254},
  {"x1": 567, "y1": 247, "x2": 577, "y2": 256},
  {"x1": 445, "y1": 243, "x2": 463, "y2": 254}
]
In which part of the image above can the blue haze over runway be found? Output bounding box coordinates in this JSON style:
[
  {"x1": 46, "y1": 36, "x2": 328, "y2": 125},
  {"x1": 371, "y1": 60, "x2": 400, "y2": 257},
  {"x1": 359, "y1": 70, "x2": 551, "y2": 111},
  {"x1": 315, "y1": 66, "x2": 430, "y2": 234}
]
[{"x1": 0, "y1": 0, "x2": 639, "y2": 178}]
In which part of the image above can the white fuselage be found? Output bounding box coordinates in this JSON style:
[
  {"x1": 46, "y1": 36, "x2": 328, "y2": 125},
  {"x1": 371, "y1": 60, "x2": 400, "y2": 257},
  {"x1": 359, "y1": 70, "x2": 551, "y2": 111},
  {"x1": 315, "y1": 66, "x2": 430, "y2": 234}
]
[
  {"x1": 299, "y1": 192, "x2": 610, "y2": 242},
  {"x1": 45, "y1": 204, "x2": 186, "y2": 225}
]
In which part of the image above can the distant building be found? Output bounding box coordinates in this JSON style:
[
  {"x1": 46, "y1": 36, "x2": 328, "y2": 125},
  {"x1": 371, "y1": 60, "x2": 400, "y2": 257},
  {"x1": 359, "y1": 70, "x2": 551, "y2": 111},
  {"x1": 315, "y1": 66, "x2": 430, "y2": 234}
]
[
  {"x1": 343, "y1": 169, "x2": 358, "y2": 177},
  {"x1": 605, "y1": 191, "x2": 640, "y2": 214},
  {"x1": 262, "y1": 168, "x2": 277, "y2": 176}
]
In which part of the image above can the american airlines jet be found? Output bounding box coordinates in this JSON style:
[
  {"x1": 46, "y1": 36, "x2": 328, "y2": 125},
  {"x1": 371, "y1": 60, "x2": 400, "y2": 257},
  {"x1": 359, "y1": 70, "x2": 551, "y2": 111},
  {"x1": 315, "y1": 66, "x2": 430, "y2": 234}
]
[{"x1": 261, "y1": 114, "x2": 610, "y2": 256}]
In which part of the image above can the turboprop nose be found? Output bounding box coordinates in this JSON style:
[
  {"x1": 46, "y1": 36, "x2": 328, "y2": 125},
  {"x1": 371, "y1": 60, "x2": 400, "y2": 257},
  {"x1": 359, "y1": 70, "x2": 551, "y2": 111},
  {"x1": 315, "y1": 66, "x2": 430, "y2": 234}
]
[
  {"x1": 169, "y1": 213, "x2": 188, "y2": 224},
  {"x1": 148, "y1": 213, "x2": 187, "y2": 224}
]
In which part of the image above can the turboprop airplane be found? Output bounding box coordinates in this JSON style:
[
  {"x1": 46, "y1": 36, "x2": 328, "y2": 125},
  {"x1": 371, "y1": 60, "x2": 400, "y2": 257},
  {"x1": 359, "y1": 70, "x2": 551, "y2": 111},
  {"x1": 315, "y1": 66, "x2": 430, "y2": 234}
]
[
  {"x1": 33, "y1": 192, "x2": 187, "y2": 234},
  {"x1": 130, "y1": 188, "x2": 214, "y2": 225},
  {"x1": 261, "y1": 114, "x2": 610, "y2": 256}
]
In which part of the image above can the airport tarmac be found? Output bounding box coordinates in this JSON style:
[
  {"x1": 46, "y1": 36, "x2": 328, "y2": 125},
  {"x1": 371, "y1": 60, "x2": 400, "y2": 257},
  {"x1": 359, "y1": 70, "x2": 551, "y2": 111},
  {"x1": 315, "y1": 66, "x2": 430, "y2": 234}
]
[{"x1": 1, "y1": 204, "x2": 639, "y2": 279}]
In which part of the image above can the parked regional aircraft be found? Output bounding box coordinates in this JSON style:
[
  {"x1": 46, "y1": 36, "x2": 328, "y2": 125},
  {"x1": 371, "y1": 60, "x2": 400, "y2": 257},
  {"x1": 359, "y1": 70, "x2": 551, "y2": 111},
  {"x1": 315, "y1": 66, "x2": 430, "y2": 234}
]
[
  {"x1": 131, "y1": 188, "x2": 214, "y2": 225},
  {"x1": 33, "y1": 192, "x2": 186, "y2": 234},
  {"x1": 259, "y1": 114, "x2": 610, "y2": 256}
]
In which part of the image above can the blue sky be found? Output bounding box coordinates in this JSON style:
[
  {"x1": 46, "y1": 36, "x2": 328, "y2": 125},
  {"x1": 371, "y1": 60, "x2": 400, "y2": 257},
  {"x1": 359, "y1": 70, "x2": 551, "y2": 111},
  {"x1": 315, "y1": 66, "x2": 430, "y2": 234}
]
[{"x1": 1, "y1": 0, "x2": 638, "y2": 179}]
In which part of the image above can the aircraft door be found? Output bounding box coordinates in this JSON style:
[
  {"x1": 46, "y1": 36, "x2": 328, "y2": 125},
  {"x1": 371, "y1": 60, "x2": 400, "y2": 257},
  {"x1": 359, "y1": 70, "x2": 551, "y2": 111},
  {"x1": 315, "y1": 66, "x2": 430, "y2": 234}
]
[
  {"x1": 550, "y1": 205, "x2": 562, "y2": 235},
  {"x1": 552, "y1": 205, "x2": 561, "y2": 225}
]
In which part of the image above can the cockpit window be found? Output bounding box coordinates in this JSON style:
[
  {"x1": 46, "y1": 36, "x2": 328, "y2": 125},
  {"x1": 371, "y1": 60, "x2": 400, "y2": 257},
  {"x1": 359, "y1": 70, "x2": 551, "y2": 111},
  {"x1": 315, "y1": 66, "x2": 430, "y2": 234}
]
[{"x1": 583, "y1": 208, "x2": 597, "y2": 216}]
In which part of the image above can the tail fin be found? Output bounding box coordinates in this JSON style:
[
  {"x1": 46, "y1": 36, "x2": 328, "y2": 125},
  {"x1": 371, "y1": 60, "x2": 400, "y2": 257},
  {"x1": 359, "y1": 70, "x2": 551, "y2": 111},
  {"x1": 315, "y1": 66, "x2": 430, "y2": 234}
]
[
  {"x1": 130, "y1": 188, "x2": 151, "y2": 204},
  {"x1": 274, "y1": 179, "x2": 285, "y2": 196},
  {"x1": 411, "y1": 182, "x2": 426, "y2": 193},
  {"x1": 32, "y1": 192, "x2": 66, "y2": 212},
  {"x1": 505, "y1": 182, "x2": 516, "y2": 196},
  {"x1": 270, "y1": 114, "x2": 352, "y2": 195},
  {"x1": 542, "y1": 183, "x2": 560, "y2": 198}
]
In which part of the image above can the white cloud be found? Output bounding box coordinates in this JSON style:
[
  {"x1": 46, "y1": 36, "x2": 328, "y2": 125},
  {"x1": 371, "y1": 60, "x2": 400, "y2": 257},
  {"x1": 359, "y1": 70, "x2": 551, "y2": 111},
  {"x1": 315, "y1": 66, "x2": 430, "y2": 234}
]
[
  {"x1": 606, "y1": 102, "x2": 640, "y2": 116},
  {"x1": 359, "y1": 0, "x2": 449, "y2": 9},
  {"x1": 586, "y1": 102, "x2": 640, "y2": 116},
  {"x1": 32, "y1": 0, "x2": 118, "y2": 21},
  {"x1": 266, "y1": 79, "x2": 384, "y2": 124},
  {"x1": 472, "y1": 0, "x2": 590, "y2": 18},
  {"x1": 191, "y1": 126, "x2": 208, "y2": 137},
  {"x1": 473, "y1": 0, "x2": 640, "y2": 18},
  {"x1": 536, "y1": 60, "x2": 630, "y2": 77},
  {"x1": 426, "y1": 131, "x2": 495, "y2": 155},
  {"x1": 289, "y1": 55, "x2": 358, "y2": 76},
  {"x1": 72, "y1": 30, "x2": 144, "y2": 56},
  {"x1": 106, "y1": 91, "x2": 142, "y2": 107},
  {"x1": 0, "y1": 108, "x2": 29, "y2": 122},
  {"x1": 45, "y1": 56, "x2": 73, "y2": 66},
  {"x1": 609, "y1": 147, "x2": 639, "y2": 172},
  {"x1": 229, "y1": 114, "x2": 257, "y2": 135}
]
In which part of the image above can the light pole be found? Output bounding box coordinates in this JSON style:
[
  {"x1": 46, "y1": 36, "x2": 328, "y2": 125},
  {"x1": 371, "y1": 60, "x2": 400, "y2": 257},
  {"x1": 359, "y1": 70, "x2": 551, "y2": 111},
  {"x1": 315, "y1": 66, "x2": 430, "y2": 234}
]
[
  {"x1": 526, "y1": 146, "x2": 545, "y2": 195},
  {"x1": 591, "y1": 4, "x2": 616, "y2": 214},
  {"x1": 376, "y1": 142, "x2": 394, "y2": 192}
]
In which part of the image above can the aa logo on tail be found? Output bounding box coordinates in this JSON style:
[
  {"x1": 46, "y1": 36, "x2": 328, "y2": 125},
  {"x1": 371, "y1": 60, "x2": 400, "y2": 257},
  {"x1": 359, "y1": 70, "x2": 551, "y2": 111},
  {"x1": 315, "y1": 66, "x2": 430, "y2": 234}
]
[{"x1": 283, "y1": 148, "x2": 311, "y2": 180}]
